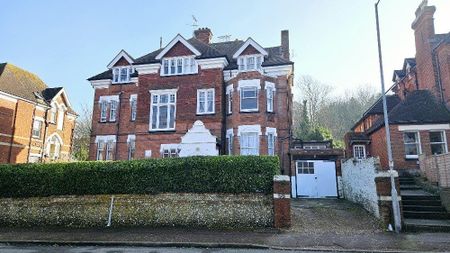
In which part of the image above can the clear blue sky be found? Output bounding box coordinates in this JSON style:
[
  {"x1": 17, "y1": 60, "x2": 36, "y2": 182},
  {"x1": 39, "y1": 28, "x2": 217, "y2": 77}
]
[{"x1": 1, "y1": 0, "x2": 449, "y2": 113}]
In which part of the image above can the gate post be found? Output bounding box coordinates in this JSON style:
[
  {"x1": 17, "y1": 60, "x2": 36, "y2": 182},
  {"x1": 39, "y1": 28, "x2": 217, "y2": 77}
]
[{"x1": 273, "y1": 175, "x2": 291, "y2": 228}]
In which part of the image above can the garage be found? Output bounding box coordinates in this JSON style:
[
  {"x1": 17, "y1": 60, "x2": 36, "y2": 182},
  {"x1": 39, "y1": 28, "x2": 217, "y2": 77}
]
[
  {"x1": 295, "y1": 160, "x2": 337, "y2": 198},
  {"x1": 289, "y1": 140, "x2": 344, "y2": 198}
]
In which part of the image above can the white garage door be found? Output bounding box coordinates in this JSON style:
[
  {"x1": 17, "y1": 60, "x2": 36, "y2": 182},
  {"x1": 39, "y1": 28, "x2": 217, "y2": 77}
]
[{"x1": 295, "y1": 160, "x2": 337, "y2": 198}]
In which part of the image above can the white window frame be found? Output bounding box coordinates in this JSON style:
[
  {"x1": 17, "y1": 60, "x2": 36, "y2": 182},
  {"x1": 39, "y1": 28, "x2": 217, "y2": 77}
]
[
  {"x1": 127, "y1": 134, "x2": 136, "y2": 160},
  {"x1": 105, "y1": 141, "x2": 115, "y2": 161},
  {"x1": 353, "y1": 145, "x2": 366, "y2": 160},
  {"x1": 226, "y1": 128, "x2": 234, "y2": 155},
  {"x1": 96, "y1": 141, "x2": 105, "y2": 160},
  {"x1": 112, "y1": 66, "x2": 132, "y2": 84},
  {"x1": 237, "y1": 54, "x2": 263, "y2": 72},
  {"x1": 100, "y1": 101, "x2": 108, "y2": 122},
  {"x1": 161, "y1": 56, "x2": 197, "y2": 76},
  {"x1": 240, "y1": 132, "x2": 260, "y2": 156},
  {"x1": 197, "y1": 88, "x2": 215, "y2": 115},
  {"x1": 265, "y1": 127, "x2": 277, "y2": 156},
  {"x1": 32, "y1": 119, "x2": 43, "y2": 139},
  {"x1": 429, "y1": 131, "x2": 448, "y2": 155},
  {"x1": 403, "y1": 131, "x2": 422, "y2": 159},
  {"x1": 226, "y1": 84, "x2": 233, "y2": 115},
  {"x1": 265, "y1": 82, "x2": 276, "y2": 113},
  {"x1": 130, "y1": 94, "x2": 137, "y2": 121},
  {"x1": 109, "y1": 100, "x2": 117, "y2": 122},
  {"x1": 149, "y1": 89, "x2": 177, "y2": 131},
  {"x1": 240, "y1": 86, "x2": 258, "y2": 112}
]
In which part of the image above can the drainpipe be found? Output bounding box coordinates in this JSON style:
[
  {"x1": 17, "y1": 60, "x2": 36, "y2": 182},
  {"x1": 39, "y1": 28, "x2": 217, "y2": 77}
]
[
  {"x1": 221, "y1": 75, "x2": 227, "y2": 155},
  {"x1": 432, "y1": 47, "x2": 445, "y2": 104},
  {"x1": 7, "y1": 102, "x2": 19, "y2": 163},
  {"x1": 114, "y1": 90, "x2": 124, "y2": 160},
  {"x1": 26, "y1": 105, "x2": 37, "y2": 163},
  {"x1": 40, "y1": 107, "x2": 50, "y2": 163}
]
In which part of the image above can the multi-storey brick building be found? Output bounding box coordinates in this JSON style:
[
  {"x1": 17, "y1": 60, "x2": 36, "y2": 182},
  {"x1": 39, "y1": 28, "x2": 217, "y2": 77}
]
[
  {"x1": 0, "y1": 63, "x2": 77, "y2": 163},
  {"x1": 345, "y1": 1, "x2": 450, "y2": 172},
  {"x1": 88, "y1": 28, "x2": 294, "y2": 174}
]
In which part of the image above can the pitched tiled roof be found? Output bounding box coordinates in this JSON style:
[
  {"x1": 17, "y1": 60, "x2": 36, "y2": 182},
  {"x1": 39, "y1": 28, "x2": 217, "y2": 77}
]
[
  {"x1": 364, "y1": 94, "x2": 401, "y2": 116},
  {"x1": 0, "y1": 63, "x2": 77, "y2": 115},
  {"x1": 366, "y1": 90, "x2": 450, "y2": 134},
  {"x1": 347, "y1": 132, "x2": 370, "y2": 143},
  {"x1": 90, "y1": 36, "x2": 293, "y2": 80},
  {"x1": 0, "y1": 63, "x2": 48, "y2": 105}
]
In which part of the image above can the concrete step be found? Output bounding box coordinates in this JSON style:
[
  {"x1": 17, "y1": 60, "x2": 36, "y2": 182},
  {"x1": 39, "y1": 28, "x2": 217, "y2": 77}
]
[
  {"x1": 404, "y1": 218, "x2": 450, "y2": 232},
  {"x1": 400, "y1": 185, "x2": 422, "y2": 190},
  {"x1": 402, "y1": 205, "x2": 446, "y2": 212},
  {"x1": 402, "y1": 193, "x2": 440, "y2": 201},
  {"x1": 402, "y1": 199, "x2": 443, "y2": 206},
  {"x1": 403, "y1": 211, "x2": 450, "y2": 220}
]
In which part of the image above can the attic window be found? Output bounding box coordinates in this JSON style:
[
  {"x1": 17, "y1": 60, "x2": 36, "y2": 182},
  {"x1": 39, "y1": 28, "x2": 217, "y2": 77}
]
[
  {"x1": 238, "y1": 55, "x2": 263, "y2": 71},
  {"x1": 162, "y1": 56, "x2": 197, "y2": 76},
  {"x1": 112, "y1": 66, "x2": 133, "y2": 83}
]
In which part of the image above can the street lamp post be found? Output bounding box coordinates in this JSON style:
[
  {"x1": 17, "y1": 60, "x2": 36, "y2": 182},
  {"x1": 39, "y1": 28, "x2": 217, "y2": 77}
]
[{"x1": 374, "y1": 0, "x2": 402, "y2": 233}]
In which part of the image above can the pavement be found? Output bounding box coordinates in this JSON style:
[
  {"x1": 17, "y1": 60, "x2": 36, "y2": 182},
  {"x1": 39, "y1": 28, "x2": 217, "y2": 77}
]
[{"x1": 0, "y1": 199, "x2": 449, "y2": 252}]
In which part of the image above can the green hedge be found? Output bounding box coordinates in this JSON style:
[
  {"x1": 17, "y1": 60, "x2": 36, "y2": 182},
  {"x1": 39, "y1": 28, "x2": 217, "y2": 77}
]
[{"x1": 0, "y1": 156, "x2": 279, "y2": 198}]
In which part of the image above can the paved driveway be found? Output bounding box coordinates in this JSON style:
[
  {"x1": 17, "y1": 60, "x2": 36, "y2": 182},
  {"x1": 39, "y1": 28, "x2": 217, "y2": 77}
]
[{"x1": 289, "y1": 198, "x2": 383, "y2": 235}]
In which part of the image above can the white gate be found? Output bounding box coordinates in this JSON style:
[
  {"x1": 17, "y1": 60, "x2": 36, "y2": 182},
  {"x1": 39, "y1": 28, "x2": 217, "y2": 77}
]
[{"x1": 295, "y1": 160, "x2": 337, "y2": 198}]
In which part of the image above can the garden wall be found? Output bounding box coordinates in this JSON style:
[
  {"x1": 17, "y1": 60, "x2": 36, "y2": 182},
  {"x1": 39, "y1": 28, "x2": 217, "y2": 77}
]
[{"x1": 0, "y1": 193, "x2": 273, "y2": 228}]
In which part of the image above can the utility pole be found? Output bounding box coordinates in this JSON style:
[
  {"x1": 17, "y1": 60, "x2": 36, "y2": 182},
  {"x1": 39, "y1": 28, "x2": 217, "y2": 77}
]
[{"x1": 375, "y1": 0, "x2": 402, "y2": 233}]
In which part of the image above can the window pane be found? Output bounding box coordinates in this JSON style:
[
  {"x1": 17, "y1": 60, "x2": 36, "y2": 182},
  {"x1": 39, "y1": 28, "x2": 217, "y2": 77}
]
[
  {"x1": 152, "y1": 106, "x2": 158, "y2": 129},
  {"x1": 403, "y1": 132, "x2": 417, "y2": 143},
  {"x1": 169, "y1": 105, "x2": 175, "y2": 128},
  {"x1": 163, "y1": 60, "x2": 169, "y2": 74},
  {"x1": 159, "y1": 105, "x2": 168, "y2": 128},
  {"x1": 247, "y1": 57, "x2": 255, "y2": 69},
  {"x1": 431, "y1": 144, "x2": 445, "y2": 155},
  {"x1": 160, "y1": 94, "x2": 168, "y2": 103},
  {"x1": 152, "y1": 95, "x2": 158, "y2": 104},
  {"x1": 170, "y1": 94, "x2": 175, "y2": 103},
  {"x1": 242, "y1": 97, "x2": 257, "y2": 110},
  {"x1": 430, "y1": 132, "x2": 443, "y2": 143},
  {"x1": 120, "y1": 68, "x2": 128, "y2": 81},
  {"x1": 190, "y1": 58, "x2": 196, "y2": 73},
  {"x1": 207, "y1": 90, "x2": 214, "y2": 112},
  {"x1": 177, "y1": 58, "x2": 183, "y2": 73},
  {"x1": 170, "y1": 59, "x2": 176, "y2": 74},
  {"x1": 199, "y1": 91, "x2": 205, "y2": 112},
  {"x1": 184, "y1": 58, "x2": 190, "y2": 73},
  {"x1": 243, "y1": 88, "x2": 257, "y2": 98},
  {"x1": 405, "y1": 144, "x2": 418, "y2": 156}
]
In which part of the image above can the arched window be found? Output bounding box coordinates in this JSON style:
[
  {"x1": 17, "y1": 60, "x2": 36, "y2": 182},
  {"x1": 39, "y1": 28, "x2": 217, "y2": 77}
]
[{"x1": 46, "y1": 134, "x2": 62, "y2": 160}]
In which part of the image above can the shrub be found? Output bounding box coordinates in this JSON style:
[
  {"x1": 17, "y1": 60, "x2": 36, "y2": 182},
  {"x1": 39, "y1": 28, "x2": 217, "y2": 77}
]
[{"x1": 0, "y1": 156, "x2": 279, "y2": 197}]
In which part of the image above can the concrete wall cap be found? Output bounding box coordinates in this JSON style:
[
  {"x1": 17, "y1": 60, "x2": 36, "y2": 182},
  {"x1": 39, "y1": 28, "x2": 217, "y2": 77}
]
[{"x1": 274, "y1": 175, "x2": 290, "y2": 182}]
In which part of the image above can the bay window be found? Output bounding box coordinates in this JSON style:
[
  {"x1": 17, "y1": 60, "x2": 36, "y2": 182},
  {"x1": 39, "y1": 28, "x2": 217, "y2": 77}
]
[
  {"x1": 197, "y1": 88, "x2": 215, "y2": 114},
  {"x1": 430, "y1": 131, "x2": 447, "y2": 155},
  {"x1": 403, "y1": 132, "x2": 421, "y2": 159},
  {"x1": 161, "y1": 56, "x2": 197, "y2": 76},
  {"x1": 150, "y1": 90, "x2": 177, "y2": 131}
]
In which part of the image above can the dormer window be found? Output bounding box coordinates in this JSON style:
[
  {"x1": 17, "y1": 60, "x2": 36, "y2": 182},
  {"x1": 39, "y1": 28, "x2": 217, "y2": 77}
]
[
  {"x1": 112, "y1": 66, "x2": 133, "y2": 83},
  {"x1": 238, "y1": 55, "x2": 263, "y2": 71},
  {"x1": 162, "y1": 56, "x2": 197, "y2": 76}
]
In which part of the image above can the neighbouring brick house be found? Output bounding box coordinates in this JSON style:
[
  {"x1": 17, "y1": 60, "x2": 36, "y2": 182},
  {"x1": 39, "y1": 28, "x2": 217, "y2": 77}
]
[
  {"x1": 0, "y1": 63, "x2": 77, "y2": 163},
  {"x1": 87, "y1": 28, "x2": 294, "y2": 174},
  {"x1": 345, "y1": 1, "x2": 450, "y2": 172}
]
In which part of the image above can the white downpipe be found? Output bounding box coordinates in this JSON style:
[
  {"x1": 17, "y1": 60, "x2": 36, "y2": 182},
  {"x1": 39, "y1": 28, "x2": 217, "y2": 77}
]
[{"x1": 106, "y1": 195, "x2": 115, "y2": 227}]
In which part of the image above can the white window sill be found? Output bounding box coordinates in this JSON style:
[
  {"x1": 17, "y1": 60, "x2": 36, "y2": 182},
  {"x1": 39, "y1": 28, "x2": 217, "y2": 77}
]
[
  {"x1": 160, "y1": 72, "x2": 197, "y2": 77},
  {"x1": 238, "y1": 69, "x2": 262, "y2": 73},
  {"x1": 112, "y1": 80, "x2": 131, "y2": 84},
  {"x1": 240, "y1": 109, "x2": 258, "y2": 112},
  {"x1": 149, "y1": 128, "x2": 176, "y2": 132},
  {"x1": 32, "y1": 135, "x2": 41, "y2": 139},
  {"x1": 196, "y1": 111, "x2": 215, "y2": 115},
  {"x1": 405, "y1": 155, "x2": 419, "y2": 159}
]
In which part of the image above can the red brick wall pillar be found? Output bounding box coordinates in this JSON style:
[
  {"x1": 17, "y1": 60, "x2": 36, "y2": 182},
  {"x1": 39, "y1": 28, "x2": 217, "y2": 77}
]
[
  {"x1": 273, "y1": 175, "x2": 291, "y2": 228},
  {"x1": 375, "y1": 171, "x2": 402, "y2": 226}
]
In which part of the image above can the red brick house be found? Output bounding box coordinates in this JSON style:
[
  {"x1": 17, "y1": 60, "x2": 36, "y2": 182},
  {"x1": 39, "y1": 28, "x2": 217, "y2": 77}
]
[
  {"x1": 0, "y1": 63, "x2": 77, "y2": 163},
  {"x1": 87, "y1": 28, "x2": 294, "y2": 174},
  {"x1": 345, "y1": 1, "x2": 450, "y2": 172}
]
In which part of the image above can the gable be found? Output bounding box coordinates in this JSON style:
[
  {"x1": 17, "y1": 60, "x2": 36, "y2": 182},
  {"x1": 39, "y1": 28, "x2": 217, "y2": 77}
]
[
  {"x1": 232, "y1": 38, "x2": 268, "y2": 59},
  {"x1": 113, "y1": 56, "x2": 132, "y2": 67},
  {"x1": 240, "y1": 45, "x2": 261, "y2": 56},
  {"x1": 164, "y1": 41, "x2": 196, "y2": 57},
  {"x1": 155, "y1": 34, "x2": 201, "y2": 60}
]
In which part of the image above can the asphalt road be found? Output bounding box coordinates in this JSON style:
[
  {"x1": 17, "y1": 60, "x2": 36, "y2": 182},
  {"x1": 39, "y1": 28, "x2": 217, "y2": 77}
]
[{"x1": 0, "y1": 244, "x2": 333, "y2": 253}]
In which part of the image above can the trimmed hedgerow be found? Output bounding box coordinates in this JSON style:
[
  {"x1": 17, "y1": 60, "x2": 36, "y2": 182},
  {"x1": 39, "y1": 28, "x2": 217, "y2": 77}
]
[{"x1": 0, "y1": 156, "x2": 279, "y2": 197}]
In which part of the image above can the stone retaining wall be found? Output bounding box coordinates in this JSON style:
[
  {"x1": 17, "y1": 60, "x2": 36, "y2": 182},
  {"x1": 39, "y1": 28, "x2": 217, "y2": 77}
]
[{"x1": 0, "y1": 193, "x2": 273, "y2": 228}]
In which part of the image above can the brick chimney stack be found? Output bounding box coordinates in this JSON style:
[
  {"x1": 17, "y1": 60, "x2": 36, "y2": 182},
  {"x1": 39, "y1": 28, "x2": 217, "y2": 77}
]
[
  {"x1": 281, "y1": 30, "x2": 290, "y2": 60},
  {"x1": 194, "y1": 27, "x2": 213, "y2": 44},
  {"x1": 411, "y1": 0, "x2": 438, "y2": 94}
]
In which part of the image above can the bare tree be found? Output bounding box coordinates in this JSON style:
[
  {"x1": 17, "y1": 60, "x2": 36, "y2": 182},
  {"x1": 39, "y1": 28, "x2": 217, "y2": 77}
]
[
  {"x1": 297, "y1": 75, "x2": 331, "y2": 126},
  {"x1": 72, "y1": 103, "x2": 92, "y2": 161}
]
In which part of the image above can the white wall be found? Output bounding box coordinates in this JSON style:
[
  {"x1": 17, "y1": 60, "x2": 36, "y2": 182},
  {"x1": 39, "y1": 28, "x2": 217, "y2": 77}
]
[{"x1": 341, "y1": 157, "x2": 380, "y2": 218}]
